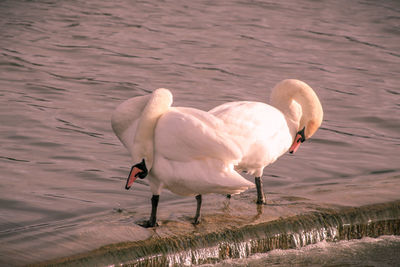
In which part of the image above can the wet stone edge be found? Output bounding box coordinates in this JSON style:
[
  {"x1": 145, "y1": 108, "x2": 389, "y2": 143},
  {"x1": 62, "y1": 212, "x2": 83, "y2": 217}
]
[{"x1": 31, "y1": 200, "x2": 400, "y2": 267}]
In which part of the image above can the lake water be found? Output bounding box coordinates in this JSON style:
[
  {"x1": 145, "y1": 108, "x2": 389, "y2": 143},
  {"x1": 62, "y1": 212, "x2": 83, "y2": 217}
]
[{"x1": 0, "y1": 0, "x2": 399, "y2": 266}]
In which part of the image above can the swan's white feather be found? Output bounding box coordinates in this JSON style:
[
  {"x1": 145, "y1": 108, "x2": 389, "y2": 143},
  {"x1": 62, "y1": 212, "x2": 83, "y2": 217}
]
[
  {"x1": 112, "y1": 80, "x2": 323, "y2": 197},
  {"x1": 112, "y1": 93, "x2": 254, "y2": 196},
  {"x1": 155, "y1": 107, "x2": 242, "y2": 163},
  {"x1": 210, "y1": 101, "x2": 293, "y2": 176}
]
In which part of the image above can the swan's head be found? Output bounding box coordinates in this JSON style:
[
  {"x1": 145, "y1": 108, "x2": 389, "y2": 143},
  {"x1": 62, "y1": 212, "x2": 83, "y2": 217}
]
[
  {"x1": 271, "y1": 79, "x2": 323, "y2": 154},
  {"x1": 290, "y1": 110, "x2": 323, "y2": 153},
  {"x1": 299, "y1": 102, "x2": 323, "y2": 140},
  {"x1": 125, "y1": 159, "x2": 148, "y2": 190}
]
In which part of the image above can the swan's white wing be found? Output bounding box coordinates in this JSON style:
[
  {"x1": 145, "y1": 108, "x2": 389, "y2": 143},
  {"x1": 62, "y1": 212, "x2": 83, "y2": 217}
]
[
  {"x1": 210, "y1": 101, "x2": 293, "y2": 175},
  {"x1": 155, "y1": 107, "x2": 243, "y2": 164},
  {"x1": 150, "y1": 106, "x2": 253, "y2": 196}
]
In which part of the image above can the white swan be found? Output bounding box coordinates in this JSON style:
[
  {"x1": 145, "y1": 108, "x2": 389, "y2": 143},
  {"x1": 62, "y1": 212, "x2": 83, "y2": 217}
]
[
  {"x1": 209, "y1": 79, "x2": 323, "y2": 204},
  {"x1": 111, "y1": 88, "x2": 254, "y2": 227}
]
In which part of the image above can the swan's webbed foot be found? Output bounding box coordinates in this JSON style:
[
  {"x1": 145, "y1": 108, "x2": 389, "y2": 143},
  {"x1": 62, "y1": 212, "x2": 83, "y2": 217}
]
[
  {"x1": 139, "y1": 220, "x2": 158, "y2": 228},
  {"x1": 193, "y1": 217, "x2": 201, "y2": 225}
]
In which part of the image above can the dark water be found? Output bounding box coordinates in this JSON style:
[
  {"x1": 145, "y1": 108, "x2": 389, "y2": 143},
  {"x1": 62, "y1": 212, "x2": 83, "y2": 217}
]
[{"x1": 0, "y1": 0, "x2": 399, "y2": 266}]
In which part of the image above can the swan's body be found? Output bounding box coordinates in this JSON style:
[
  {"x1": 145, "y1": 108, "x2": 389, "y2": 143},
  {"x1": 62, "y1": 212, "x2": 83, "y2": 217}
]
[
  {"x1": 210, "y1": 79, "x2": 323, "y2": 203},
  {"x1": 112, "y1": 93, "x2": 253, "y2": 196},
  {"x1": 111, "y1": 79, "x2": 323, "y2": 226},
  {"x1": 111, "y1": 89, "x2": 254, "y2": 226},
  {"x1": 210, "y1": 101, "x2": 293, "y2": 177},
  {"x1": 152, "y1": 106, "x2": 254, "y2": 196}
]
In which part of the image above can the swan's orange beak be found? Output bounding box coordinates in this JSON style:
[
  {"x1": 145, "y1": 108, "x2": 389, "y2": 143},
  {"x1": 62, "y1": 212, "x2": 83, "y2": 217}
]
[
  {"x1": 125, "y1": 159, "x2": 148, "y2": 190},
  {"x1": 289, "y1": 127, "x2": 306, "y2": 154},
  {"x1": 125, "y1": 166, "x2": 142, "y2": 190},
  {"x1": 289, "y1": 134, "x2": 303, "y2": 154}
]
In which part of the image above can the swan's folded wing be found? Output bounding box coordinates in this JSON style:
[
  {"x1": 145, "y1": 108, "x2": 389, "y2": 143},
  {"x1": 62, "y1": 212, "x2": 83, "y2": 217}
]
[
  {"x1": 210, "y1": 101, "x2": 294, "y2": 172},
  {"x1": 154, "y1": 107, "x2": 243, "y2": 164}
]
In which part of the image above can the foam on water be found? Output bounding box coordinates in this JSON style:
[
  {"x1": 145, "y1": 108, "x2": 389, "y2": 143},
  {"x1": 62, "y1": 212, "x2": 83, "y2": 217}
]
[{"x1": 210, "y1": 236, "x2": 400, "y2": 267}]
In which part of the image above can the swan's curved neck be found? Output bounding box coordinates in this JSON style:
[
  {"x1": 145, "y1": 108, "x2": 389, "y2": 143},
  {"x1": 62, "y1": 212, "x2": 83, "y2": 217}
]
[
  {"x1": 132, "y1": 88, "x2": 172, "y2": 169},
  {"x1": 270, "y1": 79, "x2": 323, "y2": 139}
]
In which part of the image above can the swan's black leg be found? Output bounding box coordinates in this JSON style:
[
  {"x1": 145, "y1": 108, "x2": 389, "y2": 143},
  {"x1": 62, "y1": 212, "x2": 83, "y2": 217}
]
[
  {"x1": 226, "y1": 194, "x2": 231, "y2": 199},
  {"x1": 142, "y1": 195, "x2": 159, "y2": 228},
  {"x1": 255, "y1": 177, "x2": 266, "y2": 204},
  {"x1": 193, "y1": 194, "x2": 202, "y2": 225},
  {"x1": 149, "y1": 194, "x2": 159, "y2": 226}
]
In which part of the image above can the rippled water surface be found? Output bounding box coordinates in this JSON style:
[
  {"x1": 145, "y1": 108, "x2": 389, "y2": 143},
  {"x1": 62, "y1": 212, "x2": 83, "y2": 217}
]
[{"x1": 1, "y1": 0, "x2": 399, "y2": 265}]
